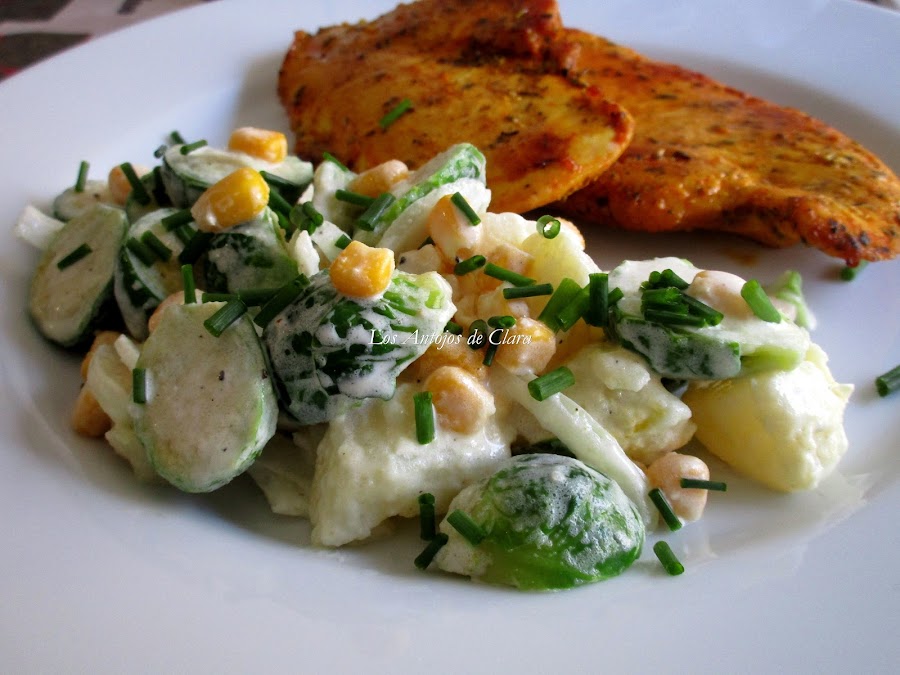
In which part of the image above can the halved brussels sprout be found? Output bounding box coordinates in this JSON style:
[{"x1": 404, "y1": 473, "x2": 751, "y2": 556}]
[{"x1": 434, "y1": 454, "x2": 644, "y2": 590}]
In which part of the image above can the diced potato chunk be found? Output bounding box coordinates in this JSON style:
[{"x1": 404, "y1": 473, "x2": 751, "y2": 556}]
[{"x1": 683, "y1": 344, "x2": 853, "y2": 491}]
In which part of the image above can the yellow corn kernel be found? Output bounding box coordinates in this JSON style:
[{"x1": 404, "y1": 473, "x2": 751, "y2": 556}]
[
  {"x1": 348, "y1": 159, "x2": 409, "y2": 198},
  {"x1": 330, "y1": 240, "x2": 395, "y2": 298},
  {"x1": 424, "y1": 365, "x2": 495, "y2": 435},
  {"x1": 191, "y1": 167, "x2": 270, "y2": 232},
  {"x1": 494, "y1": 317, "x2": 557, "y2": 375},
  {"x1": 227, "y1": 126, "x2": 288, "y2": 164},
  {"x1": 405, "y1": 335, "x2": 488, "y2": 384},
  {"x1": 71, "y1": 386, "x2": 112, "y2": 438},
  {"x1": 107, "y1": 163, "x2": 150, "y2": 206},
  {"x1": 427, "y1": 193, "x2": 483, "y2": 262}
]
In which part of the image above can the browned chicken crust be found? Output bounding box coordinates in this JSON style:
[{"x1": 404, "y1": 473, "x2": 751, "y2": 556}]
[
  {"x1": 552, "y1": 30, "x2": 900, "y2": 265},
  {"x1": 279, "y1": 0, "x2": 900, "y2": 264},
  {"x1": 277, "y1": 0, "x2": 633, "y2": 213}
]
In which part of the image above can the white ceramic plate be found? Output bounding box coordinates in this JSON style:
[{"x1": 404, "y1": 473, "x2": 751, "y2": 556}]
[{"x1": 1, "y1": 1, "x2": 897, "y2": 672}]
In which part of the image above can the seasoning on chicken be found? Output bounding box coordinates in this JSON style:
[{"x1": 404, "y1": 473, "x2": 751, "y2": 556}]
[
  {"x1": 550, "y1": 29, "x2": 900, "y2": 265},
  {"x1": 277, "y1": 0, "x2": 634, "y2": 214}
]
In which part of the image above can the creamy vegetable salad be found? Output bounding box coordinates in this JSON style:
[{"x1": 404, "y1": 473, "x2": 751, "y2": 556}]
[{"x1": 17, "y1": 127, "x2": 854, "y2": 590}]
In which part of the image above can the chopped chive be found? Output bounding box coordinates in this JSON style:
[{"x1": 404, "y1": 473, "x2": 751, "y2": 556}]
[
  {"x1": 450, "y1": 192, "x2": 481, "y2": 225},
  {"x1": 169, "y1": 130, "x2": 186, "y2": 144},
  {"x1": 161, "y1": 208, "x2": 194, "y2": 231},
  {"x1": 537, "y1": 277, "x2": 582, "y2": 332},
  {"x1": 383, "y1": 291, "x2": 418, "y2": 316},
  {"x1": 253, "y1": 274, "x2": 311, "y2": 328},
  {"x1": 414, "y1": 532, "x2": 448, "y2": 570},
  {"x1": 322, "y1": 151, "x2": 349, "y2": 172},
  {"x1": 482, "y1": 341, "x2": 500, "y2": 366},
  {"x1": 528, "y1": 366, "x2": 575, "y2": 401},
  {"x1": 454, "y1": 254, "x2": 487, "y2": 276},
  {"x1": 260, "y1": 170, "x2": 301, "y2": 194},
  {"x1": 644, "y1": 268, "x2": 690, "y2": 290},
  {"x1": 268, "y1": 186, "x2": 293, "y2": 218},
  {"x1": 179, "y1": 139, "x2": 207, "y2": 155},
  {"x1": 236, "y1": 287, "x2": 279, "y2": 307},
  {"x1": 56, "y1": 243, "x2": 92, "y2": 270},
  {"x1": 203, "y1": 299, "x2": 248, "y2": 337},
  {"x1": 556, "y1": 285, "x2": 591, "y2": 332},
  {"x1": 840, "y1": 260, "x2": 869, "y2": 281},
  {"x1": 414, "y1": 391, "x2": 435, "y2": 444},
  {"x1": 653, "y1": 540, "x2": 684, "y2": 576},
  {"x1": 201, "y1": 292, "x2": 235, "y2": 303},
  {"x1": 662, "y1": 268, "x2": 690, "y2": 289},
  {"x1": 177, "y1": 230, "x2": 213, "y2": 265},
  {"x1": 148, "y1": 165, "x2": 166, "y2": 202},
  {"x1": 641, "y1": 286, "x2": 683, "y2": 309},
  {"x1": 379, "y1": 97, "x2": 413, "y2": 129},
  {"x1": 372, "y1": 305, "x2": 395, "y2": 320},
  {"x1": 607, "y1": 287, "x2": 624, "y2": 305},
  {"x1": 680, "y1": 292, "x2": 724, "y2": 326},
  {"x1": 140, "y1": 231, "x2": 172, "y2": 262},
  {"x1": 132, "y1": 368, "x2": 148, "y2": 404},
  {"x1": 483, "y1": 262, "x2": 535, "y2": 287},
  {"x1": 181, "y1": 264, "x2": 196, "y2": 304},
  {"x1": 125, "y1": 237, "x2": 157, "y2": 266},
  {"x1": 356, "y1": 192, "x2": 396, "y2": 231},
  {"x1": 153, "y1": 144, "x2": 167, "y2": 159},
  {"x1": 741, "y1": 279, "x2": 781, "y2": 323},
  {"x1": 119, "y1": 162, "x2": 151, "y2": 205},
  {"x1": 467, "y1": 319, "x2": 489, "y2": 350},
  {"x1": 502, "y1": 283, "x2": 553, "y2": 299},
  {"x1": 335, "y1": 188, "x2": 375, "y2": 208},
  {"x1": 643, "y1": 308, "x2": 707, "y2": 327},
  {"x1": 334, "y1": 233, "x2": 352, "y2": 250},
  {"x1": 446, "y1": 509, "x2": 486, "y2": 546},
  {"x1": 74, "y1": 160, "x2": 89, "y2": 192},
  {"x1": 301, "y1": 202, "x2": 324, "y2": 228},
  {"x1": 649, "y1": 487, "x2": 682, "y2": 531},
  {"x1": 875, "y1": 364, "x2": 900, "y2": 397},
  {"x1": 680, "y1": 478, "x2": 728, "y2": 491},
  {"x1": 418, "y1": 493, "x2": 436, "y2": 540},
  {"x1": 487, "y1": 315, "x2": 516, "y2": 330},
  {"x1": 584, "y1": 273, "x2": 609, "y2": 327},
  {"x1": 536, "y1": 215, "x2": 561, "y2": 239},
  {"x1": 287, "y1": 203, "x2": 307, "y2": 232},
  {"x1": 444, "y1": 320, "x2": 463, "y2": 335},
  {"x1": 173, "y1": 224, "x2": 195, "y2": 246}
]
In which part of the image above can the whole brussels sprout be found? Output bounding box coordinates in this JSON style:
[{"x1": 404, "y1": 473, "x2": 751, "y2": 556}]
[{"x1": 434, "y1": 453, "x2": 644, "y2": 590}]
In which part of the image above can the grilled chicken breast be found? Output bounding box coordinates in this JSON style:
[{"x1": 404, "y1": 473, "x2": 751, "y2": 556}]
[
  {"x1": 279, "y1": 0, "x2": 900, "y2": 263},
  {"x1": 278, "y1": 0, "x2": 633, "y2": 213},
  {"x1": 552, "y1": 30, "x2": 900, "y2": 264}
]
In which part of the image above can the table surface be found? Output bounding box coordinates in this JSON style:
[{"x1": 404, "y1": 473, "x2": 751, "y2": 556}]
[{"x1": 0, "y1": 0, "x2": 216, "y2": 80}]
